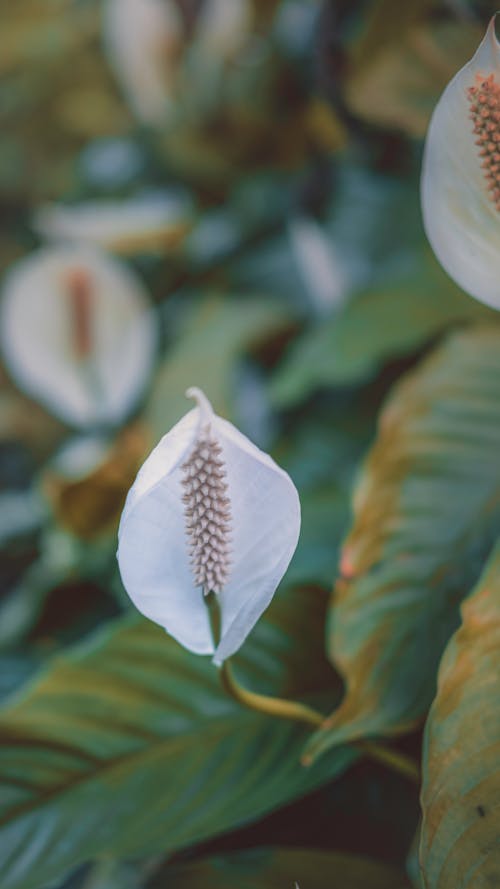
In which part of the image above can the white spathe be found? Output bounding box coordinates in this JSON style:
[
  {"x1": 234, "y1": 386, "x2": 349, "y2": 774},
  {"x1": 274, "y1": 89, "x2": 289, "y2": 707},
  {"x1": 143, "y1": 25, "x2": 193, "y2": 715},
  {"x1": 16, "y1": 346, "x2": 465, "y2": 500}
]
[
  {"x1": 33, "y1": 191, "x2": 193, "y2": 253},
  {"x1": 0, "y1": 246, "x2": 158, "y2": 428},
  {"x1": 421, "y1": 16, "x2": 500, "y2": 309},
  {"x1": 117, "y1": 388, "x2": 301, "y2": 663}
]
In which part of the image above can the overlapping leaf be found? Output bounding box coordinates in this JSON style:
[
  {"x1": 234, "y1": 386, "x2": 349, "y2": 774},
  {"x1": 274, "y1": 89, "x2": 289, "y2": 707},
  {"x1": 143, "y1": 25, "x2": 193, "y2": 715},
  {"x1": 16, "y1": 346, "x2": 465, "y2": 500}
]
[
  {"x1": 304, "y1": 325, "x2": 500, "y2": 763},
  {"x1": 420, "y1": 542, "x2": 500, "y2": 888},
  {"x1": 0, "y1": 586, "x2": 353, "y2": 889},
  {"x1": 156, "y1": 846, "x2": 409, "y2": 889},
  {"x1": 270, "y1": 251, "x2": 495, "y2": 407}
]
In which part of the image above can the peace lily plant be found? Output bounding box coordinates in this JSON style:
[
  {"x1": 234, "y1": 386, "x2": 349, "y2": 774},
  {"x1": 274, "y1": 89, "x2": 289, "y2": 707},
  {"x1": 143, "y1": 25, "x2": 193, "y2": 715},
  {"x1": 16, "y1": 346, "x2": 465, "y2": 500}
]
[
  {"x1": 117, "y1": 387, "x2": 327, "y2": 725},
  {"x1": 421, "y1": 15, "x2": 500, "y2": 309},
  {"x1": 117, "y1": 387, "x2": 423, "y2": 778},
  {"x1": 117, "y1": 14, "x2": 500, "y2": 759}
]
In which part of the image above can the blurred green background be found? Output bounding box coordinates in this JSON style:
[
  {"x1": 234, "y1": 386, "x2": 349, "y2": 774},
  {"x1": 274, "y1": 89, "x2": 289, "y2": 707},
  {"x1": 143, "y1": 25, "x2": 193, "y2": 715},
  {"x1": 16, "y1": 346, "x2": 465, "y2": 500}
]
[{"x1": 1, "y1": 2, "x2": 499, "y2": 888}]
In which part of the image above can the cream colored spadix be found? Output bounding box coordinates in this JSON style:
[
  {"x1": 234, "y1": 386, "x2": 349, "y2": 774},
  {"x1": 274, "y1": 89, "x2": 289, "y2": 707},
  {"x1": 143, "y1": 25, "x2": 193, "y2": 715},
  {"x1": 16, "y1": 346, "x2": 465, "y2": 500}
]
[
  {"x1": 421, "y1": 16, "x2": 500, "y2": 309},
  {"x1": 117, "y1": 388, "x2": 301, "y2": 663}
]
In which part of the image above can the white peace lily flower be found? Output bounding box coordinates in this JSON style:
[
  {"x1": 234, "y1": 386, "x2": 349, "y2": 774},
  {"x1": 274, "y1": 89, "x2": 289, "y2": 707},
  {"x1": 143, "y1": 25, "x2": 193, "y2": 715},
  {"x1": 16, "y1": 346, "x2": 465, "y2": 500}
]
[
  {"x1": 0, "y1": 246, "x2": 158, "y2": 428},
  {"x1": 117, "y1": 388, "x2": 301, "y2": 663},
  {"x1": 33, "y1": 191, "x2": 193, "y2": 255},
  {"x1": 103, "y1": 0, "x2": 183, "y2": 126},
  {"x1": 421, "y1": 16, "x2": 500, "y2": 309},
  {"x1": 103, "y1": 0, "x2": 251, "y2": 127}
]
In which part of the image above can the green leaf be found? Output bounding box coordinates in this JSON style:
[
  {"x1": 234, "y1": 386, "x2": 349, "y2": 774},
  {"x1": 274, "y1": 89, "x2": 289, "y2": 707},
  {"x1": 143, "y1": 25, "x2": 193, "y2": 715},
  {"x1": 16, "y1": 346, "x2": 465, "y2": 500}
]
[
  {"x1": 270, "y1": 252, "x2": 495, "y2": 407},
  {"x1": 303, "y1": 325, "x2": 500, "y2": 763},
  {"x1": 0, "y1": 586, "x2": 353, "y2": 889},
  {"x1": 146, "y1": 295, "x2": 289, "y2": 443},
  {"x1": 420, "y1": 542, "x2": 500, "y2": 889},
  {"x1": 156, "y1": 846, "x2": 409, "y2": 889}
]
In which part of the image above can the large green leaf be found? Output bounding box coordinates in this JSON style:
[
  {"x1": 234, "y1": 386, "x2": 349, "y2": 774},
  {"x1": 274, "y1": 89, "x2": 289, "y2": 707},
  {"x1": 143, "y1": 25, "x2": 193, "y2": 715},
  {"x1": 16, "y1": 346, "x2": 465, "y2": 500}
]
[
  {"x1": 270, "y1": 252, "x2": 495, "y2": 408},
  {"x1": 155, "y1": 847, "x2": 409, "y2": 889},
  {"x1": 303, "y1": 325, "x2": 500, "y2": 763},
  {"x1": 146, "y1": 295, "x2": 289, "y2": 443},
  {"x1": 420, "y1": 542, "x2": 500, "y2": 889},
  {"x1": 0, "y1": 586, "x2": 354, "y2": 889}
]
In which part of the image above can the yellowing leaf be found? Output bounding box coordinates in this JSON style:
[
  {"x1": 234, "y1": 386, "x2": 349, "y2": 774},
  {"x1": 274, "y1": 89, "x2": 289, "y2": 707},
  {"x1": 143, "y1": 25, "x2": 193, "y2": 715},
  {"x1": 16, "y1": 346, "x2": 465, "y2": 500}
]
[
  {"x1": 43, "y1": 423, "x2": 148, "y2": 540},
  {"x1": 303, "y1": 325, "x2": 500, "y2": 763},
  {"x1": 420, "y1": 542, "x2": 500, "y2": 889}
]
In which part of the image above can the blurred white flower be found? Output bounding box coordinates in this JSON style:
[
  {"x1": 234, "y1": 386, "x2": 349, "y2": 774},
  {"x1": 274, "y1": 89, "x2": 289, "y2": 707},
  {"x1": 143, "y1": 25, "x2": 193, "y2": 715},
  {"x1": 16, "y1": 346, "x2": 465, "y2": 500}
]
[
  {"x1": 421, "y1": 16, "x2": 500, "y2": 309},
  {"x1": 288, "y1": 216, "x2": 351, "y2": 317},
  {"x1": 103, "y1": 0, "x2": 251, "y2": 126},
  {"x1": 117, "y1": 388, "x2": 300, "y2": 663},
  {"x1": 103, "y1": 0, "x2": 183, "y2": 125},
  {"x1": 195, "y1": 0, "x2": 251, "y2": 58},
  {"x1": 0, "y1": 246, "x2": 158, "y2": 428},
  {"x1": 33, "y1": 191, "x2": 194, "y2": 255}
]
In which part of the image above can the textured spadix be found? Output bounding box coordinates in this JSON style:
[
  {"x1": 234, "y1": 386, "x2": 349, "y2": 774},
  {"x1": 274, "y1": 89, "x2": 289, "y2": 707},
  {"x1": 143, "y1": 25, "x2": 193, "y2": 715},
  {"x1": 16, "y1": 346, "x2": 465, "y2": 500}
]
[
  {"x1": 117, "y1": 389, "x2": 300, "y2": 662},
  {"x1": 421, "y1": 17, "x2": 500, "y2": 309}
]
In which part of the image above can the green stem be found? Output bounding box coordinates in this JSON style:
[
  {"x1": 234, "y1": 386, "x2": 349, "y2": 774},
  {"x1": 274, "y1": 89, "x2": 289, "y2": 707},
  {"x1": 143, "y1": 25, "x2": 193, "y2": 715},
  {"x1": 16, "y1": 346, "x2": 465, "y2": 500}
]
[
  {"x1": 206, "y1": 594, "x2": 420, "y2": 784},
  {"x1": 220, "y1": 659, "x2": 420, "y2": 784},
  {"x1": 220, "y1": 659, "x2": 324, "y2": 729},
  {"x1": 355, "y1": 740, "x2": 421, "y2": 784}
]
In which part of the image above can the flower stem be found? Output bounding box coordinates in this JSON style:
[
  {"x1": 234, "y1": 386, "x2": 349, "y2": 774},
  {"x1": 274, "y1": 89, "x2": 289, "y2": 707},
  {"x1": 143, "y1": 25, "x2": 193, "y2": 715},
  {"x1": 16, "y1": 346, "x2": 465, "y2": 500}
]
[
  {"x1": 206, "y1": 593, "x2": 420, "y2": 784},
  {"x1": 220, "y1": 659, "x2": 420, "y2": 783},
  {"x1": 354, "y1": 740, "x2": 420, "y2": 784},
  {"x1": 220, "y1": 659, "x2": 324, "y2": 728}
]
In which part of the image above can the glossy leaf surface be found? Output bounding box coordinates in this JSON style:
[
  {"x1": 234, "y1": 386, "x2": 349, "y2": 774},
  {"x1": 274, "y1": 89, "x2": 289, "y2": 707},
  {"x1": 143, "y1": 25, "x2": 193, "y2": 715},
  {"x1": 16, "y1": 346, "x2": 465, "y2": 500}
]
[
  {"x1": 304, "y1": 325, "x2": 500, "y2": 763},
  {"x1": 0, "y1": 586, "x2": 352, "y2": 889}
]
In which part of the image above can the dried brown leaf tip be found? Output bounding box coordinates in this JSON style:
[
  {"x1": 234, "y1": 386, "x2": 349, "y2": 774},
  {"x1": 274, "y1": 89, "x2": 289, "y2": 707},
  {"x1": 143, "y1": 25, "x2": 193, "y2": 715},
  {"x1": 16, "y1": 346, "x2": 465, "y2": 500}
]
[
  {"x1": 181, "y1": 424, "x2": 232, "y2": 595},
  {"x1": 467, "y1": 72, "x2": 500, "y2": 209}
]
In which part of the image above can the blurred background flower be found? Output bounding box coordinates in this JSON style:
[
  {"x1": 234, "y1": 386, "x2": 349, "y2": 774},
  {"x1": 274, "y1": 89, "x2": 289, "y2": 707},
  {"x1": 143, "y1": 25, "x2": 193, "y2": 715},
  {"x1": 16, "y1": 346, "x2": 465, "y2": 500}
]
[
  {"x1": 33, "y1": 189, "x2": 195, "y2": 255},
  {"x1": 0, "y1": 246, "x2": 158, "y2": 427},
  {"x1": 1, "y1": 2, "x2": 500, "y2": 889}
]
